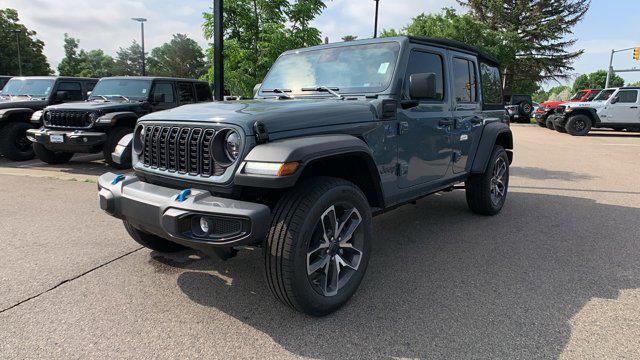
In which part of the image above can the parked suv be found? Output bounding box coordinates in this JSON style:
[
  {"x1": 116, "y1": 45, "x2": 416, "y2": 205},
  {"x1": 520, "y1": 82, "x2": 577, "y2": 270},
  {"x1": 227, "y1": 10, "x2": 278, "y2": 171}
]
[
  {"x1": 97, "y1": 37, "x2": 513, "y2": 316},
  {"x1": 0, "y1": 76, "x2": 97, "y2": 161},
  {"x1": 27, "y1": 77, "x2": 213, "y2": 168},
  {"x1": 535, "y1": 89, "x2": 601, "y2": 129},
  {"x1": 553, "y1": 87, "x2": 640, "y2": 135},
  {"x1": 504, "y1": 94, "x2": 534, "y2": 123}
]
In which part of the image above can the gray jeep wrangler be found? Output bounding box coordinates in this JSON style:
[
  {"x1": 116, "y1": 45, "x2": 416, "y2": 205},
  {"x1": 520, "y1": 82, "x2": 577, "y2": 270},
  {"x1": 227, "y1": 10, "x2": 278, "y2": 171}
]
[{"x1": 98, "y1": 37, "x2": 513, "y2": 316}]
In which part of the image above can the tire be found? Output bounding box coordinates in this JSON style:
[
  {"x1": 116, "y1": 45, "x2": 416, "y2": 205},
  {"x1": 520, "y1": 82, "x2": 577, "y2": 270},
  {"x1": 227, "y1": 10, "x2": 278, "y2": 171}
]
[
  {"x1": 33, "y1": 143, "x2": 74, "y2": 164},
  {"x1": 546, "y1": 118, "x2": 556, "y2": 130},
  {"x1": 555, "y1": 122, "x2": 567, "y2": 133},
  {"x1": 103, "y1": 126, "x2": 133, "y2": 169},
  {"x1": 0, "y1": 122, "x2": 36, "y2": 161},
  {"x1": 465, "y1": 145, "x2": 509, "y2": 216},
  {"x1": 565, "y1": 114, "x2": 592, "y2": 136},
  {"x1": 124, "y1": 220, "x2": 186, "y2": 253},
  {"x1": 265, "y1": 177, "x2": 372, "y2": 316},
  {"x1": 537, "y1": 120, "x2": 546, "y2": 128},
  {"x1": 518, "y1": 101, "x2": 533, "y2": 118}
]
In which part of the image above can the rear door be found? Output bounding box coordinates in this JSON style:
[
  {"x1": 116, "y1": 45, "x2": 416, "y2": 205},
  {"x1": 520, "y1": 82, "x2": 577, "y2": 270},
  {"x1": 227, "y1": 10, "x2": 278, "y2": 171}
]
[
  {"x1": 449, "y1": 53, "x2": 483, "y2": 174},
  {"x1": 606, "y1": 90, "x2": 639, "y2": 123},
  {"x1": 397, "y1": 46, "x2": 453, "y2": 188},
  {"x1": 150, "y1": 81, "x2": 177, "y2": 111},
  {"x1": 177, "y1": 82, "x2": 196, "y2": 105}
]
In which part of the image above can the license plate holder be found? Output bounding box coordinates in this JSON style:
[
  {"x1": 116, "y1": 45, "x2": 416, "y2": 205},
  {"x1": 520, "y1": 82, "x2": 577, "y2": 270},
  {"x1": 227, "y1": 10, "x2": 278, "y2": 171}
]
[{"x1": 50, "y1": 134, "x2": 64, "y2": 143}]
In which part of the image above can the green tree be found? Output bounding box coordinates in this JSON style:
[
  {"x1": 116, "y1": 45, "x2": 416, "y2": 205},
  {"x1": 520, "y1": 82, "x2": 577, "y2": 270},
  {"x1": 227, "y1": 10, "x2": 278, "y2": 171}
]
[
  {"x1": 202, "y1": 0, "x2": 327, "y2": 97},
  {"x1": 0, "y1": 8, "x2": 52, "y2": 75},
  {"x1": 628, "y1": 81, "x2": 640, "y2": 87},
  {"x1": 58, "y1": 34, "x2": 116, "y2": 78},
  {"x1": 147, "y1": 34, "x2": 207, "y2": 78},
  {"x1": 341, "y1": 35, "x2": 358, "y2": 42},
  {"x1": 572, "y1": 70, "x2": 624, "y2": 91},
  {"x1": 379, "y1": 28, "x2": 402, "y2": 38},
  {"x1": 58, "y1": 34, "x2": 82, "y2": 76},
  {"x1": 114, "y1": 41, "x2": 144, "y2": 76},
  {"x1": 458, "y1": 0, "x2": 589, "y2": 94}
]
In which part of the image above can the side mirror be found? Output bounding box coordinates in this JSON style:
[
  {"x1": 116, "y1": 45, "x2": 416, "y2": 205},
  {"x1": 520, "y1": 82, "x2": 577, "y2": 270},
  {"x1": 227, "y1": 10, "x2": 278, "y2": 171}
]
[
  {"x1": 86, "y1": 91, "x2": 92, "y2": 97},
  {"x1": 610, "y1": 96, "x2": 618, "y2": 104},
  {"x1": 253, "y1": 83, "x2": 262, "y2": 98},
  {"x1": 55, "y1": 91, "x2": 68, "y2": 102},
  {"x1": 153, "y1": 93, "x2": 166, "y2": 104},
  {"x1": 409, "y1": 73, "x2": 437, "y2": 100}
]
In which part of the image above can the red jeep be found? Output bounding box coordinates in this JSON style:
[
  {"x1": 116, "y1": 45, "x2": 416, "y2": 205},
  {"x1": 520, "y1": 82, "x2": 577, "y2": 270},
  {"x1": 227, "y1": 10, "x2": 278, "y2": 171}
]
[{"x1": 535, "y1": 89, "x2": 601, "y2": 128}]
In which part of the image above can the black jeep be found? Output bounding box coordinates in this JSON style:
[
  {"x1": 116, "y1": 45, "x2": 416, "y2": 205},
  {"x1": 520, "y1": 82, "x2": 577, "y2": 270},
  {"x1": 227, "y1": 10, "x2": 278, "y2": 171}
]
[
  {"x1": 27, "y1": 77, "x2": 212, "y2": 168},
  {"x1": 0, "y1": 76, "x2": 97, "y2": 161},
  {"x1": 98, "y1": 37, "x2": 513, "y2": 316},
  {"x1": 0, "y1": 76, "x2": 12, "y2": 90},
  {"x1": 504, "y1": 94, "x2": 534, "y2": 123}
]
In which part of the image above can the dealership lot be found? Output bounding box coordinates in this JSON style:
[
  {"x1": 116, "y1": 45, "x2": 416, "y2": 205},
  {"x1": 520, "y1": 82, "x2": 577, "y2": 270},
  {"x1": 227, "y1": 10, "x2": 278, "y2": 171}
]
[{"x1": 1, "y1": 125, "x2": 639, "y2": 359}]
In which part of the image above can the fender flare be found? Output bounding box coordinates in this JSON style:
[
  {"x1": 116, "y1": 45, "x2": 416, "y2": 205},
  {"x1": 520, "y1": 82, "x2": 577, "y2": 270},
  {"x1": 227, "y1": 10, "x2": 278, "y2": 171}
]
[
  {"x1": 235, "y1": 134, "x2": 379, "y2": 190},
  {"x1": 95, "y1": 111, "x2": 138, "y2": 126},
  {"x1": 0, "y1": 108, "x2": 35, "y2": 122},
  {"x1": 568, "y1": 108, "x2": 601, "y2": 125},
  {"x1": 470, "y1": 121, "x2": 513, "y2": 174}
]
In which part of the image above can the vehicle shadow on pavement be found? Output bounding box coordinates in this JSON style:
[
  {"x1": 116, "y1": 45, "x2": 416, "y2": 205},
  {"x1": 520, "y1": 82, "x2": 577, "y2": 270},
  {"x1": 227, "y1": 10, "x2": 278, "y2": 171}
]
[
  {"x1": 511, "y1": 166, "x2": 594, "y2": 181},
  {"x1": 0, "y1": 154, "x2": 114, "y2": 178},
  {"x1": 587, "y1": 131, "x2": 640, "y2": 138},
  {"x1": 154, "y1": 191, "x2": 640, "y2": 359}
]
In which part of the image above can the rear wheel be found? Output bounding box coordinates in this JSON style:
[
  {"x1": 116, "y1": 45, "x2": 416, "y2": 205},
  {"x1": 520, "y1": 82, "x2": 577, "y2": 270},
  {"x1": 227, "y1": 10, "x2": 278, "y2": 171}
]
[
  {"x1": 546, "y1": 118, "x2": 556, "y2": 130},
  {"x1": 565, "y1": 114, "x2": 592, "y2": 136},
  {"x1": 33, "y1": 143, "x2": 74, "y2": 164},
  {"x1": 0, "y1": 122, "x2": 36, "y2": 161},
  {"x1": 103, "y1": 126, "x2": 133, "y2": 169},
  {"x1": 124, "y1": 221, "x2": 186, "y2": 253},
  {"x1": 265, "y1": 177, "x2": 372, "y2": 316},
  {"x1": 465, "y1": 145, "x2": 509, "y2": 216}
]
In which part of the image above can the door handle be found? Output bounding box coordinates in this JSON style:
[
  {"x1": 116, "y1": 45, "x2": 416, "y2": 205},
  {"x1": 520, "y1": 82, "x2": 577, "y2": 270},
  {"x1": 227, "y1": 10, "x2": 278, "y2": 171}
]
[
  {"x1": 439, "y1": 118, "x2": 454, "y2": 127},
  {"x1": 631, "y1": 106, "x2": 638, "y2": 109}
]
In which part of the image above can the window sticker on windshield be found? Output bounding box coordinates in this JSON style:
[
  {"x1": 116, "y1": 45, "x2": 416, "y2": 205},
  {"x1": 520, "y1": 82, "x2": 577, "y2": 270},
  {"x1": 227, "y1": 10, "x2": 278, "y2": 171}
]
[
  {"x1": 378, "y1": 62, "x2": 390, "y2": 74},
  {"x1": 142, "y1": 89, "x2": 147, "y2": 94}
]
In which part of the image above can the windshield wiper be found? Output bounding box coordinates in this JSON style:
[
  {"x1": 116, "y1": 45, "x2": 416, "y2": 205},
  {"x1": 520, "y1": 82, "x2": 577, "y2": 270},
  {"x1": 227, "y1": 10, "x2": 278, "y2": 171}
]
[
  {"x1": 262, "y1": 88, "x2": 293, "y2": 99},
  {"x1": 91, "y1": 95, "x2": 109, "y2": 101},
  {"x1": 301, "y1": 86, "x2": 344, "y2": 100},
  {"x1": 115, "y1": 95, "x2": 130, "y2": 102}
]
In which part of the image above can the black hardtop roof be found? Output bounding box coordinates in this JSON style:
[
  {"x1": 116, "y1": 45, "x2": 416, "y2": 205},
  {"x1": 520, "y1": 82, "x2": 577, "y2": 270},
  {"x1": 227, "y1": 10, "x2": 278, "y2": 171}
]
[
  {"x1": 100, "y1": 76, "x2": 209, "y2": 83},
  {"x1": 9, "y1": 76, "x2": 98, "y2": 81},
  {"x1": 619, "y1": 86, "x2": 640, "y2": 90},
  {"x1": 284, "y1": 36, "x2": 501, "y2": 66}
]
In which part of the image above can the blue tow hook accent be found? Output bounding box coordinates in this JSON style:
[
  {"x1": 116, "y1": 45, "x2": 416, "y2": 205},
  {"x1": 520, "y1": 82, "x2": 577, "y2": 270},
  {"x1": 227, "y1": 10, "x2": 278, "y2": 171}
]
[
  {"x1": 111, "y1": 174, "x2": 126, "y2": 185},
  {"x1": 178, "y1": 189, "x2": 192, "y2": 202}
]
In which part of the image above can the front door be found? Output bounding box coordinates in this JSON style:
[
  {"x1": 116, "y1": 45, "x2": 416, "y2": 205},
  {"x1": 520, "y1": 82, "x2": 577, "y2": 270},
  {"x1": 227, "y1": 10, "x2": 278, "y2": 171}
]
[
  {"x1": 604, "y1": 89, "x2": 640, "y2": 124},
  {"x1": 450, "y1": 54, "x2": 483, "y2": 174},
  {"x1": 397, "y1": 47, "x2": 453, "y2": 188}
]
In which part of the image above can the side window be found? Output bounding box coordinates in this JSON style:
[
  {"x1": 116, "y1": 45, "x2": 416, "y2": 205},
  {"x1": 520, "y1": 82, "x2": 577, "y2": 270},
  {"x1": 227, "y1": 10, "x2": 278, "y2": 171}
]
[
  {"x1": 453, "y1": 58, "x2": 477, "y2": 103},
  {"x1": 177, "y1": 82, "x2": 195, "y2": 104},
  {"x1": 86, "y1": 82, "x2": 97, "y2": 92},
  {"x1": 195, "y1": 83, "x2": 212, "y2": 102},
  {"x1": 153, "y1": 83, "x2": 175, "y2": 103},
  {"x1": 405, "y1": 50, "x2": 445, "y2": 101},
  {"x1": 57, "y1": 81, "x2": 83, "y2": 101},
  {"x1": 616, "y1": 90, "x2": 638, "y2": 103},
  {"x1": 480, "y1": 63, "x2": 503, "y2": 106}
]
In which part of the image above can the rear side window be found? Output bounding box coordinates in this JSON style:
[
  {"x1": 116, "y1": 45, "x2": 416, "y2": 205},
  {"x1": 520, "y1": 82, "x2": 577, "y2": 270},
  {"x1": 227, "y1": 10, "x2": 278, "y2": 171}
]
[
  {"x1": 453, "y1": 58, "x2": 477, "y2": 103},
  {"x1": 153, "y1": 83, "x2": 175, "y2": 103},
  {"x1": 405, "y1": 50, "x2": 445, "y2": 101},
  {"x1": 586, "y1": 91, "x2": 600, "y2": 101},
  {"x1": 57, "y1": 81, "x2": 83, "y2": 101},
  {"x1": 177, "y1": 82, "x2": 195, "y2": 104},
  {"x1": 195, "y1": 83, "x2": 212, "y2": 102},
  {"x1": 480, "y1": 63, "x2": 503, "y2": 107},
  {"x1": 86, "y1": 82, "x2": 97, "y2": 92},
  {"x1": 617, "y1": 90, "x2": 638, "y2": 103}
]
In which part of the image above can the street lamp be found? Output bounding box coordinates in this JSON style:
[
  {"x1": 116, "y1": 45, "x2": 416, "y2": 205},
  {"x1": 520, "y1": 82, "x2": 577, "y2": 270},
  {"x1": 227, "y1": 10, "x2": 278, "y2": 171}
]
[
  {"x1": 12, "y1": 29, "x2": 22, "y2": 76},
  {"x1": 373, "y1": 0, "x2": 380, "y2": 38},
  {"x1": 131, "y1": 18, "x2": 147, "y2": 76}
]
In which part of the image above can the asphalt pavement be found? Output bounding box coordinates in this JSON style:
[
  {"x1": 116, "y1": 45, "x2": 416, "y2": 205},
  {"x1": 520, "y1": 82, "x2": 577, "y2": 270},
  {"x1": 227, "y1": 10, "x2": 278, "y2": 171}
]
[{"x1": 1, "y1": 125, "x2": 639, "y2": 359}]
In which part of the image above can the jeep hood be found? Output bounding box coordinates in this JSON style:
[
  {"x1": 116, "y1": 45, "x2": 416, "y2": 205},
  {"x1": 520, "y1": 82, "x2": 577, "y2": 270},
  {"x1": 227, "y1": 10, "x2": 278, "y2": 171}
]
[
  {"x1": 0, "y1": 98, "x2": 48, "y2": 110},
  {"x1": 140, "y1": 98, "x2": 377, "y2": 135},
  {"x1": 565, "y1": 101, "x2": 603, "y2": 108},
  {"x1": 46, "y1": 100, "x2": 144, "y2": 112}
]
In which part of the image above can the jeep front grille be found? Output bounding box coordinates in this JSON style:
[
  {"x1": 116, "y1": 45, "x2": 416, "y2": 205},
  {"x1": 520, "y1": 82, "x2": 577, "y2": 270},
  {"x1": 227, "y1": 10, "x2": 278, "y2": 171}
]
[
  {"x1": 142, "y1": 125, "x2": 224, "y2": 177},
  {"x1": 45, "y1": 110, "x2": 93, "y2": 128}
]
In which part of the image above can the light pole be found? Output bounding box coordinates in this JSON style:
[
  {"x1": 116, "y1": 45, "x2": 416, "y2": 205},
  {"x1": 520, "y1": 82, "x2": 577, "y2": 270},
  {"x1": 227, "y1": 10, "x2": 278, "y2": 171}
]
[
  {"x1": 213, "y1": 0, "x2": 224, "y2": 101},
  {"x1": 12, "y1": 29, "x2": 22, "y2": 76},
  {"x1": 373, "y1": 0, "x2": 380, "y2": 38},
  {"x1": 131, "y1": 18, "x2": 147, "y2": 76},
  {"x1": 605, "y1": 46, "x2": 640, "y2": 88}
]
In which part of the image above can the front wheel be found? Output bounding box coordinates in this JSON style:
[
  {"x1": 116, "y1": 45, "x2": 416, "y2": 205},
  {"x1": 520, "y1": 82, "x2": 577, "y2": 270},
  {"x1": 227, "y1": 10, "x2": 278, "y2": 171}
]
[
  {"x1": 0, "y1": 122, "x2": 36, "y2": 161},
  {"x1": 103, "y1": 126, "x2": 133, "y2": 169},
  {"x1": 565, "y1": 115, "x2": 591, "y2": 136},
  {"x1": 124, "y1": 221, "x2": 186, "y2": 253},
  {"x1": 546, "y1": 118, "x2": 556, "y2": 130},
  {"x1": 265, "y1": 177, "x2": 372, "y2": 316},
  {"x1": 465, "y1": 145, "x2": 509, "y2": 216}
]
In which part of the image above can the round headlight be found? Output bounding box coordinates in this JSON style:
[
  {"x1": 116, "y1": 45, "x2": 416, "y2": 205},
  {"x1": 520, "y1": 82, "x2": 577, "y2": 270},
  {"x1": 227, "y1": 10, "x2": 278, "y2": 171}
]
[
  {"x1": 133, "y1": 125, "x2": 145, "y2": 155},
  {"x1": 224, "y1": 131, "x2": 241, "y2": 161}
]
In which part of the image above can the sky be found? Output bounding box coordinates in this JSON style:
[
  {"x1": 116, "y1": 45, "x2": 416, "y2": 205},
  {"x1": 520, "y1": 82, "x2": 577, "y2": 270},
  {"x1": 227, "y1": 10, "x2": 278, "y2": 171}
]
[{"x1": 3, "y1": 0, "x2": 640, "y2": 88}]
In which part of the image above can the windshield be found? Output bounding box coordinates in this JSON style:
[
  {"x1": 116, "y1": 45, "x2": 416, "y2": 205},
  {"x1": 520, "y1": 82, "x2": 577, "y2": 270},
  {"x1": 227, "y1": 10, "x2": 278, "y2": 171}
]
[
  {"x1": 89, "y1": 79, "x2": 152, "y2": 100},
  {"x1": 1, "y1": 79, "x2": 54, "y2": 97},
  {"x1": 570, "y1": 91, "x2": 586, "y2": 101},
  {"x1": 585, "y1": 91, "x2": 600, "y2": 101},
  {"x1": 260, "y1": 42, "x2": 400, "y2": 96},
  {"x1": 592, "y1": 89, "x2": 615, "y2": 101}
]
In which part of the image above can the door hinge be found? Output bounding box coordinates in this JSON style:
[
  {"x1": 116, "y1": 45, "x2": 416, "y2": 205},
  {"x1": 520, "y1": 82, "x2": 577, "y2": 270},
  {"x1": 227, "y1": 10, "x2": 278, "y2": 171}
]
[
  {"x1": 396, "y1": 163, "x2": 409, "y2": 176},
  {"x1": 398, "y1": 121, "x2": 409, "y2": 135}
]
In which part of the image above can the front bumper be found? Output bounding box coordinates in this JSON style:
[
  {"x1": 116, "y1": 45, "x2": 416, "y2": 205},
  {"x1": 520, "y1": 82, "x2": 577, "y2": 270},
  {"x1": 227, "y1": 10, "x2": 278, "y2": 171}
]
[
  {"x1": 27, "y1": 128, "x2": 106, "y2": 153},
  {"x1": 97, "y1": 172, "x2": 271, "y2": 253}
]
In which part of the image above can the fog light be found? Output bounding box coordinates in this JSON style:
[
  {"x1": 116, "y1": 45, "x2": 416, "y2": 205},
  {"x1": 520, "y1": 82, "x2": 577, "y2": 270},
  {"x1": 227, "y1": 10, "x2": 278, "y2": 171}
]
[{"x1": 199, "y1": 217, "x2": 211, "y2": 234}]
